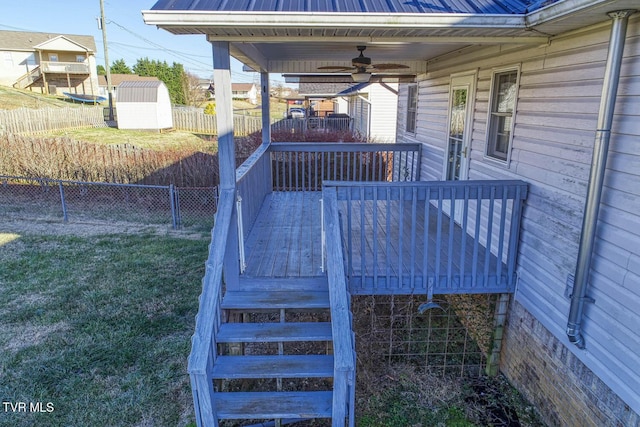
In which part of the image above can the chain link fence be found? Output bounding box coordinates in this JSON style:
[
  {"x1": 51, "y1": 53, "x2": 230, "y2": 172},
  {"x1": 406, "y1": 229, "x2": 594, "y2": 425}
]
[{"x1": 0, "y1": 176, "x2": 218, "y2": 231}]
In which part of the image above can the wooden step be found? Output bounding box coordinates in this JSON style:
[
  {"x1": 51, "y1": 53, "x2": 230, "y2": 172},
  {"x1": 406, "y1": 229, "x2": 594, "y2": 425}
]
[
  {"x1": 222, "y1": 290, "x2": 330, "y2": 310},
  {"x1": 215, "y1": 391, "x2": 332, "y2": 419},
  {"x1": 212, "y1": 355, "x2": 334, "y2": 379},
  {"x1": 238, "y1": 277, "x2": 329, "y2": 291},
  {"x1": 217, "y1": 322, "x2": 332, "y2": 343}
]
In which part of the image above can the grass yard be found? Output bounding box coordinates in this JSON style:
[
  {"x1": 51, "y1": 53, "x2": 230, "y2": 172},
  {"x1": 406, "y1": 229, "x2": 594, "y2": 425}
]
[
  {"x1": 44, "y1": 127, "x2": 217, "y2": 152},
  {"x1": 0, "y1": 86, "x2": 85, "y2": 110},
  {"x1": 0, "y1": 228, "x2": 208, "y2": 427}
]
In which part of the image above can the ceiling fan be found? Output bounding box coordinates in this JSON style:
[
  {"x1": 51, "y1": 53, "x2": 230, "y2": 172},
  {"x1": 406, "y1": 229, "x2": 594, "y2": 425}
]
[{"x1": 318, "y1": 46, "x2": 409, "y2": 82}]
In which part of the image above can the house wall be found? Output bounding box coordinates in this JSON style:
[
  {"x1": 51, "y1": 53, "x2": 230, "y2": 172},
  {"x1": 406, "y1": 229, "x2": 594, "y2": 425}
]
[
  {"x1": 0, "y1": 50, "x2": 36, "y2": 86},
  {"x1": 369, "y1": 83, "x2": 398, "y2": 143},
  {"x1": 349, "y1": 94, "x2": 370, "y2": 138},
  {"x1": 396, "y1": 14, "x2": 640, "y2": 425}
]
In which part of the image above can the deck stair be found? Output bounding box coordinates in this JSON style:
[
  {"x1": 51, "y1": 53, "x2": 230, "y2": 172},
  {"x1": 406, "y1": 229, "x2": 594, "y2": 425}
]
[{"x1": 210, "y1": 277, "x2": 341, "y2": 424}]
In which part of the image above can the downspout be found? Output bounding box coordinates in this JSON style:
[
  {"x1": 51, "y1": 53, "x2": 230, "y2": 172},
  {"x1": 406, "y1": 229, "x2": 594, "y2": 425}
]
[{"x1": 566, "y1": 10, "x2": 636, "y2": 349}]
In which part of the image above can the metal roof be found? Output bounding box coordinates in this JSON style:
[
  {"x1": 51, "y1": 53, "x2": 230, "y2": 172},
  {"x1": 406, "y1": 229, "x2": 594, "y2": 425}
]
[
  {"x1": 143, "y1": 0, "x2": 639, "y2": 76},
  {"x1": 117, "y1": 80, "x2": 165, "y2": 103},
  {"x1": 151, "y1": 0, "x2": 546, "y2": 14}
]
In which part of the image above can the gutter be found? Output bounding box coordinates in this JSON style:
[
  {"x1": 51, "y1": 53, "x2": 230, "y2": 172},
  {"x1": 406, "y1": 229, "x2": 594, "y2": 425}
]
[{"x1": 566, "y1": 9, "x2": 636, "y2": 349}]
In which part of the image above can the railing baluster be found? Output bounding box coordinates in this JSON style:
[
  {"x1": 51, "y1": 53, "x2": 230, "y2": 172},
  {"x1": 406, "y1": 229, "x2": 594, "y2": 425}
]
[
  {"x1": 287, "y1": 152, "x2": 293, "y2": 191},
  {"x1": 483, "y1": 186, "x2": 496, "y2": 289},
  {"x1": 497, "y1": 190, "x2": 508, "y2": 284},
  {"x1": 347, "y1": 188, "x2": 353, "y2": 278},
  {"x1": 398, "y1": 185, "x2": 405, "y2": 290},
  {"x1": 447, "y1": 186, "x2": 456, "y2": 289},
  {"x1": 507, "y1": 186, "x2": 524, "y2": 287},
  {"x1": 360, "y1": 186, "x2": 366, "y2": 286},
  {"x1": 373, "y1": 185, "x2": 379, "y2": 289},
  {"x1": 459, "y1": 186, "x2": 470, "y2": 287},
  {"x1": 472, "y1": 190, "x2": 482, "y2": 288},
  {"x1": 410, "y1": 186, "x2": 418, "y2": 290},
  {"x1": 372, "y1": 151, "x2": 377, "y2": 181},
  {"x1": 422, "y1": 186, "x2": 431, "y2": 291},
  {"x1": 386, "y1": 186, "x2": 392, "y2": 289},
  {"x1": 435, "y1": 187, "x2": 444, "y2": 291}
]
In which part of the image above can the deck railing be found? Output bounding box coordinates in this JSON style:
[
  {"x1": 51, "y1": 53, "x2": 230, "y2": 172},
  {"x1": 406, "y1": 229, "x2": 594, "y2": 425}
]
[
  {"x1": 270, "y1": 142, "x2": 422, "y2": 191},
  {"x1": 41, "y1": 61, "x2": 91, "y2": 74},
  {"x1": 323, "y1": 187, "x2": 357, "y2": 427},
  {"x1": 328, "y1": 180, "x2": 528, "y2": 295},
  {"x1": 188, "y1": 189, "x2": 235, "y2": 427},
  {"x1": 272, "y1": 117, "x2": 352, "y2": 133}
]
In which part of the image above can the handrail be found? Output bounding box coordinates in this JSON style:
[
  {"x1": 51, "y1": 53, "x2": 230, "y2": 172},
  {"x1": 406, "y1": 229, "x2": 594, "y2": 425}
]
[
  {"x1": 188, "y1": 188, "x2": 235, "y2": 426},
  {"x1": 323, "y1": 186, "x2": 356, "y2": 426}
]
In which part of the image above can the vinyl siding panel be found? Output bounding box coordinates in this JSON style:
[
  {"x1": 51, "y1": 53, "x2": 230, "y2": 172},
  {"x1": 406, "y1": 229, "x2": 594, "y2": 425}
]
[
  {"x1": 396, "y1": 15, "x2": 640, "y2": 414},
  {"x1": 368, "y1": 84, "x2": 398, "y2": 143}
]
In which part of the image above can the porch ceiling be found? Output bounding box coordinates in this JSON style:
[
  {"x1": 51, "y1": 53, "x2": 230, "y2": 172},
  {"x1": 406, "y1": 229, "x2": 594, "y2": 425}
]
[{"x1": 142, "y1": 0, "x2": 638, "y2": 75}]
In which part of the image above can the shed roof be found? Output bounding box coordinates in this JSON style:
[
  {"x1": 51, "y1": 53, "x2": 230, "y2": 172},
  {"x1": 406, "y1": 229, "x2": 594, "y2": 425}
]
[
  {"x1": 117, "y1": 81, "x2": 166, "y2": 103},
  {"x1": 0, "y1": 30, "x2": 96, "y2": 52},
  {"x1": 100, "y1": 74, "x2": 160, "y2": 87}
]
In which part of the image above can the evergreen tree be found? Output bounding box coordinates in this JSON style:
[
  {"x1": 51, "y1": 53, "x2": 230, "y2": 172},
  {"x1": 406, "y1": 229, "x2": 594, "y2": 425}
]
[
  {"x1": 133, "y1": 58, "x2": 187, "y2": 105},
  {"x1": 111, "y1": 59, "x2": 133, "y2": 74}
]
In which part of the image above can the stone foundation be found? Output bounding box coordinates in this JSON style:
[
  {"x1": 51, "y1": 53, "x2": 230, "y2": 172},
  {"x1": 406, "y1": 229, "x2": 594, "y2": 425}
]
[{"x1": 501, "y1": 300, "x2": 639, "y2": 427}]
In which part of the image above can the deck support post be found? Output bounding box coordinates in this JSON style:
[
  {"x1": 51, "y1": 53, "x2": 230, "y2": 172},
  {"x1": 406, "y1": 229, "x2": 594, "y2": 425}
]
[{"x1": 211, "y1": 40, "x2": 240, "y2": 290}]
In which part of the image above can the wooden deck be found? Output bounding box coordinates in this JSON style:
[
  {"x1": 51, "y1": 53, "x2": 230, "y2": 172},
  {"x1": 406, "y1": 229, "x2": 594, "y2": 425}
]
[
  {"x1": 242, "y1": 191, "x2": 512, "y2": 295},
  {"x1": 244, "y1": 192, "x2": 324, "y2": 277}
]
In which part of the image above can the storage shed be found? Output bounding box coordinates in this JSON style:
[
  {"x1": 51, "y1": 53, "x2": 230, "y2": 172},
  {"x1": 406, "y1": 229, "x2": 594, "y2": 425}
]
[{"x1": 116, "y1": 80, "x2": 172, "y2": 131}]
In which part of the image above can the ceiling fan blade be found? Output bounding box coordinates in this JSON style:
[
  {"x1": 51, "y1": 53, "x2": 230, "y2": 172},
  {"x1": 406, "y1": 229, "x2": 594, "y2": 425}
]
[
  {"x1": 318, "y1": 66, "x2": 354, "y2": 71},
  {"x1": 370, "y1": 63, "x2": 410, "y2": 70}
]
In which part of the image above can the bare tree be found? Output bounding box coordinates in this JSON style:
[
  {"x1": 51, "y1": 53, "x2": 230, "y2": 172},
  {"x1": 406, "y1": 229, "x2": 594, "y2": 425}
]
[{"x1": 183, "y1": 72, "x2": 209, "y2": 107}]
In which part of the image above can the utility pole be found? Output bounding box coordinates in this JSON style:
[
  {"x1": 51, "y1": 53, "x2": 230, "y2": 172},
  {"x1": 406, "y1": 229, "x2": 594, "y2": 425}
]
[{"x1": 99, "y1": 0, "x2": 114, "y2": 121}]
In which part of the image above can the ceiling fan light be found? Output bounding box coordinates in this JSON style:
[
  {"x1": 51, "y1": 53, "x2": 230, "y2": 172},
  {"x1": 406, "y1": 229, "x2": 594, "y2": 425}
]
[{"x1": 351, "y1": 71, "x2": 371, "y2": 83}]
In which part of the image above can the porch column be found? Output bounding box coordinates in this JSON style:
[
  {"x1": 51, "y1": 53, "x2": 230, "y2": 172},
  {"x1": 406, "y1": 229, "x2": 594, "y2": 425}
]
[
  {"x1": 212, "y1": 41, "x2": 236, "y2": 190},
  {"x1": 211, "y1": 40, "x2": 240, "y2": 289},
  {"x1": 260, "y1": 71, "x2": 271, "y2": 146}
]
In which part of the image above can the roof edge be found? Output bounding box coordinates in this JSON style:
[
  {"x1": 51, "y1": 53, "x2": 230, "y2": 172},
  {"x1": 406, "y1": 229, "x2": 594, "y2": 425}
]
[{"x1": 142, "y1": 10, "x2": 527, "y2": 29}]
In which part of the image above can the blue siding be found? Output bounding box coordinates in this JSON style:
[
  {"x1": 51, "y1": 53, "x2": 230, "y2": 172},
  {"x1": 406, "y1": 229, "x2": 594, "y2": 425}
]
[{"x1": 151, "y1": 0, "x2": 555, "y2": 14}]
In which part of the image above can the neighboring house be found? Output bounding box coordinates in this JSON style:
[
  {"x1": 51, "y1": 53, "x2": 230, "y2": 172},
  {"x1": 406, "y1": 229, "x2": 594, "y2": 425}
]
[
  {"x1": 205, "y1": 81, "x2": 259, "y2": 104},
  {"x1": 116, "y1": 81, "x2": 172, "y2": 131},
  {"x1": 98, "y1": 74, "x2": 160, "y2": 100},
  {"x1": 299, "y1": 82, "x2": 399, "y2": 142},
  {"x1": 144, "y1": 1, "x2": 640, "y2": 426},
  {"x1": 0, "y1": 30, "x2": 99, "y2": 96}
]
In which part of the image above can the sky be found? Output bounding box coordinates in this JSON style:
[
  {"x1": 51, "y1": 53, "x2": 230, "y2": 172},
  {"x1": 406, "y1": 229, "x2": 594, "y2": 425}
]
[{"x1": 0, "y1": 0, "x2": 283, "y2": 85}]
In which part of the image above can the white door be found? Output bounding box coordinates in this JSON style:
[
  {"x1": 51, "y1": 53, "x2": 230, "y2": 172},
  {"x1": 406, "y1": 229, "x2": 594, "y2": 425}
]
[{"x1": 444, "y1": 73, "x2": 476, "y2": 221}]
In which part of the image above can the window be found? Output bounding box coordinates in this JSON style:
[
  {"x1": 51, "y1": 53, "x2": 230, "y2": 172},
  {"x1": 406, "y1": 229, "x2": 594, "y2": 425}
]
[
  {"x1": 406, "y1": 84, "x2": 417, "y2": 133},
  {"x1": 76, "y1": 55, "x2": 85, "y2": 63},
  {"x1": 48, "y1": 53, "x2": 59, "y2": 62},
  {"x1": 3, "y1": 52, "x2": 13, "y2": 68},
  {"x1": 486, "y1": 69, "x2": 519, "y2": 162}
]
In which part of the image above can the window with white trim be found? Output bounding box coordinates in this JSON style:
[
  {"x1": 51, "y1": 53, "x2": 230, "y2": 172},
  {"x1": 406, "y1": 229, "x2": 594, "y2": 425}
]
[
  {"x1": 486, "y1": 69, "x2": 519, "y2": 162},
  {"x1": 406, "y1": 84, "x2": 417, "y2": 133}
]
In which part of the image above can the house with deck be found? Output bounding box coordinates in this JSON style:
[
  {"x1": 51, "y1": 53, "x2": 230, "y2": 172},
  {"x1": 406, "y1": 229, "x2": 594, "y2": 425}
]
[
  {"x1": 143, "y1": 1, "x2": 639, "y2": 426},
  {"x1": 0, "y1": 30, "x2": 99, "y2": 96}
]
